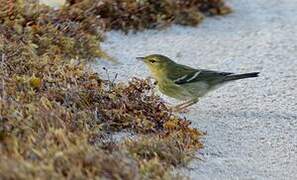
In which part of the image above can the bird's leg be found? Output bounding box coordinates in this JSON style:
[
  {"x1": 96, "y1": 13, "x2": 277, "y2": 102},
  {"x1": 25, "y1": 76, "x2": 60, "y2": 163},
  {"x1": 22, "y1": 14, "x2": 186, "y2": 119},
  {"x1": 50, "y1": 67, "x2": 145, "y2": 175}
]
[
  {"x1": 178, "y1": 98, "x2": 199, "y2": 110},
  {"x1": 174, "y1": 98, "x2": 199, "y2": 112},
  {"x1": 174, "y1": 99, "x2": 193, "y2": 109}
]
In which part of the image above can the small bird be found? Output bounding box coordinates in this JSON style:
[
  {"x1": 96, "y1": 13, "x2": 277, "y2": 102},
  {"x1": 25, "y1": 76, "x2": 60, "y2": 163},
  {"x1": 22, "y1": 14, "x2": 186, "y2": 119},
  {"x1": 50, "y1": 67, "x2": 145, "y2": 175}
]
[{"x1": 137, "y1": 54, "x2": 259, "y2": 111}]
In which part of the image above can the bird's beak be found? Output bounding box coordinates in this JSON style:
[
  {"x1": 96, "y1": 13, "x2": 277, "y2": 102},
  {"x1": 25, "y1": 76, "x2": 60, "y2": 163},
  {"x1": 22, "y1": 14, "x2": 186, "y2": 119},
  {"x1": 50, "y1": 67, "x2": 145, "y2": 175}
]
[{"x1": 136, "y1": 57, "x2": 145, "y2": 61}]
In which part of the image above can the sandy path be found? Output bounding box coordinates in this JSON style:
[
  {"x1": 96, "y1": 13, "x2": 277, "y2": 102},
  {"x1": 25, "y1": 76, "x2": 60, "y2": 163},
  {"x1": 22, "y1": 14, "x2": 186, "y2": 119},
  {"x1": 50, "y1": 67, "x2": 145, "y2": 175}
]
[{"x1": 92, "y1": 0, "x2": 297, "y2": 179}]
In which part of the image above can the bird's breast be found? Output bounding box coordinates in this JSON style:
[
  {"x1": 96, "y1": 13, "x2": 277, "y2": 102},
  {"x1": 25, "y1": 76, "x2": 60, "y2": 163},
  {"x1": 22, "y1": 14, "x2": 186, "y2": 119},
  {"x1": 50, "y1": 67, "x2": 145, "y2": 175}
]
[{"x1": 157, "y1": 78, "x2": 191, "y2": 100}]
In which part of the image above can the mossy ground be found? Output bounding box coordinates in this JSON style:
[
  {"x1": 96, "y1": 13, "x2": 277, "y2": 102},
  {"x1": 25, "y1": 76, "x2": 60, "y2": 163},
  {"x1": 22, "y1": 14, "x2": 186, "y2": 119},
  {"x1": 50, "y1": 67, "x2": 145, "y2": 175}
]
[{"x1": 0, "y1": 0, "x2": 230, "y2": 179}]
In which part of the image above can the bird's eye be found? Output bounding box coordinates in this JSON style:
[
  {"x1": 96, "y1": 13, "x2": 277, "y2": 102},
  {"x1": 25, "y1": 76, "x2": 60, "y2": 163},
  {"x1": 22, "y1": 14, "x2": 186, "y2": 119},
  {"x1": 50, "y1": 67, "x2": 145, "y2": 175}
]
[{"x1": 149, "y1": 60, "x2": 157, "y2": 63}]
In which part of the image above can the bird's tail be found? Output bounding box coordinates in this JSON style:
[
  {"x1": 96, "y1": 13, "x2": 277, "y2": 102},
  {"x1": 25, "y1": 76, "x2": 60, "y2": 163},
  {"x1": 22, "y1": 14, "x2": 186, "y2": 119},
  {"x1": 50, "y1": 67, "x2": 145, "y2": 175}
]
[{"x1": 224, "y1": 72, "x2": 260, "y2": 82}]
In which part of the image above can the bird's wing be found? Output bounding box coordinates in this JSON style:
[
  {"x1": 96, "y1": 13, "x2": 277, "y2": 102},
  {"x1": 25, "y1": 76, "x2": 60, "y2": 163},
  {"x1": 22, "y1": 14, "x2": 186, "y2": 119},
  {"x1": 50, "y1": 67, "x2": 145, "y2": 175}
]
[{"x1": 168, "y1": 64, "x2": 233, "y2": 85}]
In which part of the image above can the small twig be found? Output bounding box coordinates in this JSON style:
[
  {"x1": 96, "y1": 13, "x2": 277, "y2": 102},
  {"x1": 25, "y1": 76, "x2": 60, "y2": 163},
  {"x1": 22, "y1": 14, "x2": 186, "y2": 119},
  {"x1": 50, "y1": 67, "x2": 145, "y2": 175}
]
[
  {"x1": 103, "y1": 67, "x2": 118, "y2": 91},
  {"x1": 1, "y1": 79, "x2": 5, "y2": 100},
  {"x1": 1, "y1": 53, "x2": 5, "y2": 65},
  {"x1": 103, "y1": 67, "x2": 110, "y2": 83},
  {"x1": 0, "y1": 53, "x2": 6, "y2": 99},
  {"x1": 93, "y1": 106, "x2": 102, "y2": 123},
  {"x1": 111, "y1": 73, "x2": 118, "y2": 86}
]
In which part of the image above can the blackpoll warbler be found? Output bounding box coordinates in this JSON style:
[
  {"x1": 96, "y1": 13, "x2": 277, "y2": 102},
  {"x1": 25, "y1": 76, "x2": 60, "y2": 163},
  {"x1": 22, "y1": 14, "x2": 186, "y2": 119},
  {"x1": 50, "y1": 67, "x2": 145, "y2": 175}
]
[{"x1": 137, "y1": 54, "x2": 259, "y2": 110}]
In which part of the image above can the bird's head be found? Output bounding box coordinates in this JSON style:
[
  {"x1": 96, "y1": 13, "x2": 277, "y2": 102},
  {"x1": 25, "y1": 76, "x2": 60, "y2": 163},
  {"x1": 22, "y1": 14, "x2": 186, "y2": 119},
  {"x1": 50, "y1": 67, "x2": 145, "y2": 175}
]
[{"x1": 136, "y1": 54, "x2": 174, "y2": 78}]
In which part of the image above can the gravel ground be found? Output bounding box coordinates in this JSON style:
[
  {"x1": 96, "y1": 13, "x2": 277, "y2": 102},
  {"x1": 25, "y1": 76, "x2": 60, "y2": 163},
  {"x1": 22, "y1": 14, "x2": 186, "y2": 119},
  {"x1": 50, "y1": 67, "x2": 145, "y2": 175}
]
[
  {"x1": 40, "y1": 0, "x2": 66, "y2": 8},
  {"x1": 92, "y1": 0, "x2": 297, "y2": 179}
]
